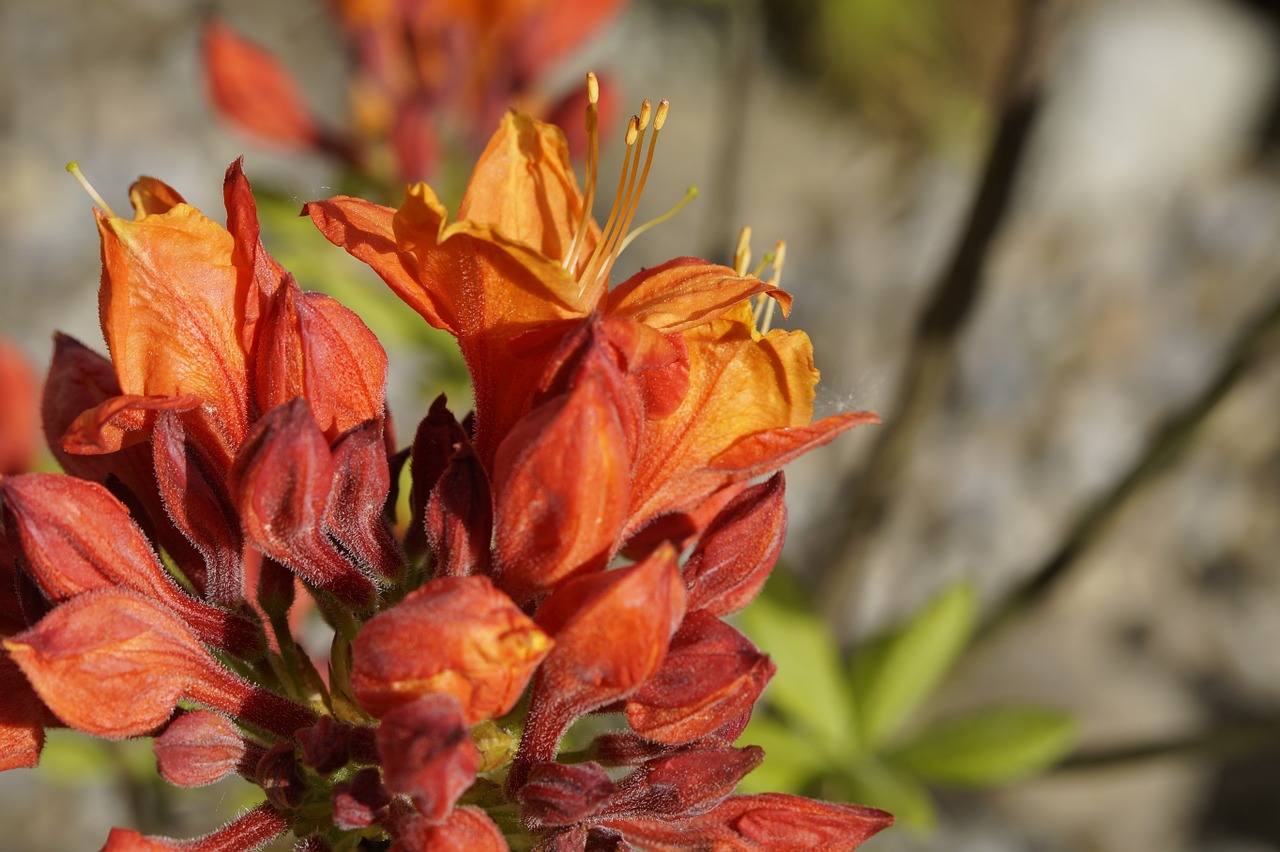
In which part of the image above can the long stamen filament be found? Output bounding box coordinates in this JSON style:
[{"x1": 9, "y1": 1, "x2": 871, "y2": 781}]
[
  {"x1": 581, "y1": 110, "x2": 645, "y2": 290},
  {"x1": 598, "y1": 99, "x2": 668, "y2": 284},
  {"x1": 618, "y1": 186, "x2": 698, "y2": 254},
  {"x1": 563, "y1": 72, "x2": 601, "y2": 274},
  {"x1": 733, "y1": 226, "x2": 753, "y2": 277},
  {"x1": 758, "y1": 240, "x2": 787, "y2": 334},
  {"x1": 66, "y1": 162, "x2": 117, "y2": 218}
]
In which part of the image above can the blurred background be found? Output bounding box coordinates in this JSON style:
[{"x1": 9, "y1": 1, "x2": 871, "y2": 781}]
[{"x1": 2, "y1": 0, "x2": 1280, "y2": 849}]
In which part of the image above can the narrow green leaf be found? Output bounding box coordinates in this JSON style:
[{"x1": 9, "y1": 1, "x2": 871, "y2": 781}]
[
  {"x1": 851, "y1": 581, "x2": 977, "y2": 748},
  {"x1": 885, "y1": 705, "x2": 1078, "y2": 787},
  {"x1": 740, "y1": 586, "x2": 859, "y2": 756}
]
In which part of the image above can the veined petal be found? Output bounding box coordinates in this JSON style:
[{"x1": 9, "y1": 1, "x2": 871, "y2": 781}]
[
  {"x1": 626, "y1": 308, "x2": 819, "y2": 530},
  {"x1": 97, "y1": 204, "x2": 251, "y2": 445},
  {"x1": 605, "y1": 256, "x2": 792, "y2": 335},
  {"x1": 458, "y1": 110, "x2": 599, "y2": 273}
]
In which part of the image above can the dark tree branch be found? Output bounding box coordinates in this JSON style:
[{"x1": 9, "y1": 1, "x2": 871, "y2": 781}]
[{"x1": 812, "y1": 0, "x2": 1053, "y2": 631}]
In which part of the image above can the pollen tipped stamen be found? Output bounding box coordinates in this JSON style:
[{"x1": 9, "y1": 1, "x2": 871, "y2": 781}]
[
  {"x1": 564, "y1": 72, "x2": 601, "y2": 274},
  {"x1": 580, "y1": 114, "x2": 642, "y2": 293},
  {"x1": 66, "y1": 161, "x2": 118, "y2": 219}
]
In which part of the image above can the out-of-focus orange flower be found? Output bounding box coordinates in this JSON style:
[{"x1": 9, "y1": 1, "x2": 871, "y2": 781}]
[
  {"x1": 0, "y1": 337, "x2": 40, "y2": 476},
  {"x1": 204, "y1": 0, "x2": 627, "y2": 183}
]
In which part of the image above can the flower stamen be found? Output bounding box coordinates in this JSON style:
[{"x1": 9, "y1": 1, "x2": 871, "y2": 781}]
[
  {"x1": 66, "y1": 161, "x2": 118, "y2": 219},
  {"x1": 754, "y1": 240, "x2": 787, "y2": 334},
  {"x1": 563, "y1": 72, "x2": 601, "y2": 274}
]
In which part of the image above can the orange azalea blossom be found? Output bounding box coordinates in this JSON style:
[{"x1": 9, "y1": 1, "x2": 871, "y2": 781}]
[
  {"x1": 0, "y1": 88, "x2": 891, "y2": 849},
  {"x1": 204, "y1": 0, "x2": 626, "y2": 182}
]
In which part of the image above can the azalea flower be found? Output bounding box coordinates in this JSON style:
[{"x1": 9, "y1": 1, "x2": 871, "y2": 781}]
[
  {"x1": 0, "y1": 82, "x2": 890, "y2": 851},
  {"x1": 203, "y1": 0, "x2": 626, "y2": 184}
]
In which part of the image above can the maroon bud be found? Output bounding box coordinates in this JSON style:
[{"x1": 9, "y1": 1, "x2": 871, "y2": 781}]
[
  {"x1": 626, "y1": 610, "x2": 774, "y2": 745},
  {"x1": 605, "y1": 746, "x2": 764, "y2": 820},
  {"x1": 377, "y1": 694, "x2": 479, "y2": 823},
  {"x1": 518, "y1": 761, "x2": 615, "y2": 831},
  {"x1": 296, "y1": 715, "x2": 352, "y2": 775},
  {"x1": 328, "y1": 420, "x2": 403, "y2": 580},
  {"x1": 682, "y1": 473, "x2": 786, "y2": 615},
  {"x1": 256, "y1": 741, "x2": 306, "y2": 811},
  {"x1": 332, "y1": 767, "x2": 391, "y2": 830},
  {"x1": 407, "y1": 396, "x2": 468, "y2": 562},
  {"x1": 230, "y1": 398, "x2": 375, "y2": 609},
  {"x1": 425, "y1": 435, "x2": 493, "y2": 578}
]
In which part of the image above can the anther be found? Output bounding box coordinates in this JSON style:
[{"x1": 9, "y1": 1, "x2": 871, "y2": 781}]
[
  {"x1": 564, "y1": 71, "x2": 602, "y2": 273},
  {"x1": 66, "y1": 162, "x2": 117, "y2": 219}
]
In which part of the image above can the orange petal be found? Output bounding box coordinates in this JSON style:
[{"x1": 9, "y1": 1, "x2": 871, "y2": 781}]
[
  {"x1": 605, "y1": 257, "x2": 792, "y2": 334},
  {"x1": 97, "y1": 203, "x2": 251, "y2": 445},
  {"x1": 128, "y1": 176, "x2": 186, "y2": 218},
  {"x1": 458, "y1": 111, "x2": 598, "y2": 272},
  {"x1": 0, "y1": 337, "x2": 39, "y2": 476}
]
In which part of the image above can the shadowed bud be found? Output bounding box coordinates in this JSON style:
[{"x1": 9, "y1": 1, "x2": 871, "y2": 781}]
[
  {"x1": 626, "y1": 611, "x2": 774, "y2": 745},
  {"x1": 377, "y1": 694, "x2": 479, "y2": 822},
  {"x1": 391, "y1": 805, "x2": 508, "y2": 852},
  {"x1": 532, "y1": 825, "x2": 634, "y2": 852},
  {"x1": 327, "y1": 420, "x2": 403, "y2": 579},
  {"x1": 605, "y1": 746, "x2": 763, "y2": 820},
  {"x1": 1, "y1": 473, "x2": 262, "y2": 656},
  {"x1": 512, "y1": 545, "x2": 685, "y2": 790},
  {"x1": 101, "y1": 802, "x2": 289, "y2": 851},
  {"x1": 351, "y1": 575, "x2": 550, "y2": 724},
  {"x1": 518, "y1": 761, "x2": 615, "y2": 831},
  {"x1": 493, "y1": 371, "x2": 632, "y2": 603},
  {"x1": 257, "y1": 741, "x2": 307, "y2": 811},
  {"x1": 682, "y1": 473, "x2": 786, "y2": 615},
  {"x1": 600, "y1": 793, "x2": 894, "y2": 851},
  {"x1": 296, "y1": 715, "x2": 352, "y2": 775},
  {"x1": 425, "y1": 434, "x2": 492, "y2": 578},
  {"x1": 153, "y1": 710, "x2": 254, "y2": 788},
  {"x1": 230, "y1": 398, "x2": 375, "y2": 609},
  {"x1": 407, "y1": 395, "x2": 466, "y2": 560},
  {"x1": 332, "y1": 767, "x2": 391, "y2": 830},
  {"x1": 151, "y1": 410, "x2": 245, "y2": 605}
]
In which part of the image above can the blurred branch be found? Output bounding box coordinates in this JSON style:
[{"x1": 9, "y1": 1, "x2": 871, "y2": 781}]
[
  {"x1": 978, "y1": 285, "x2": 1280, "y2": 642},
  {"x1": 812, "y1": 0, "x2": 1053, "y2": 632},
  {"x1": 1059, "y1": 716, "x2": 1280, "y2": 771}
]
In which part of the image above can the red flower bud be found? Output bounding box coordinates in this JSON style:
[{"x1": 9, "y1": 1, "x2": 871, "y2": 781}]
[
  {"x1": 352, "y1": 575, "x2": 550, "y2": 724},
  {"x1": 0, "y1": 650, "x2": 54, "y2": 770},
  {"x1": 332, "y1": 767, "x2": 391, "y2": 830},
  {"x1": 601, "y1": 793, "x2": 894, "y2": 851},
  {"x1": 153, "y1": 710, "x2": 252, "y2": 788},
  {"x1": 626, "y1": 611, "x2": 774, "y2": 745},
  {"x1": 230, "y1": 398, "x2": 375, "y2": 608},
  {"x1": 0, "y1": 337, "x2": 39, "y2": 476},
  {"x1": 296, "y1": 715, "x2": 353, "y2": 776},
  {"x1": 328, "y1": 420, "x2": 403, "y2": 579},
  {"x1": 493, "y1": 370, "x2": 632, "y2": 603},
  {"x1": 517, "y1": 761, "x2": 615, "y2": 830},
  {"x1": 257, "y1": 741, "x2": 307, "y2": 811},
  {"x1": 605, "y1": 746, "x2": 763, "y2": 820},
  {"x1": 1, "y1": 473, "x2": 261, "y2": 656},
  {"x1": 682, "y1": 473, "x2": 787, "y2": 615},
  {"x1": 377, "y1": 694, "x2": 479, "y2": 823},
  {"x1": 512, "y1": 545, "x2": 685, "y2": 790}
]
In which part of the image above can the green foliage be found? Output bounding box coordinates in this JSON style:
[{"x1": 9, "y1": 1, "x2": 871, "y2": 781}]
[
  {"x1": 739, "y1": 579, "x2": 1078, "y2": 831},
  {"x1": 886, "y1": 706, "x2": 1077, "y2": 787}
]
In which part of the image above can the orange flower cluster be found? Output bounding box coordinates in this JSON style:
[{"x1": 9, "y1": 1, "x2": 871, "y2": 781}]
[
  {"x1": 0, "y1": 82, "x2": 889, "y2": 850},
  {"x1": 204, "y1": 0, "x2": 625, "y2": 182}
]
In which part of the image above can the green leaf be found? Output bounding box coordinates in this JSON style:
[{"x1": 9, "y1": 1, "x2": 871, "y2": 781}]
[
  {"x1": 736, "y1": 715, "x2": 829, "y2": 794},
  {"x1": 739, "y1": 582, "x2": 859, "y2": 756},
  {"x1": 851, "y1": 581, "x2": 977, "y2": 748},
  {"x1": 885, "y1": 705, "x2": 1078, "y2": 787},
  {"x1": 844, "y1": 758, "x2": 936, "y2": 832}
]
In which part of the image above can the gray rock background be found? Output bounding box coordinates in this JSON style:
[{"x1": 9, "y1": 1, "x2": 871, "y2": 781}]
[{"x1": 2, "y1": 0, "x2": 1280, "y2": 849}]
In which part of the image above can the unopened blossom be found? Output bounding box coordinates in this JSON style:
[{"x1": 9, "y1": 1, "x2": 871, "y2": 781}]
[{"x1": 0, "y1": 79, "x2": 891, "y2": 851}]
